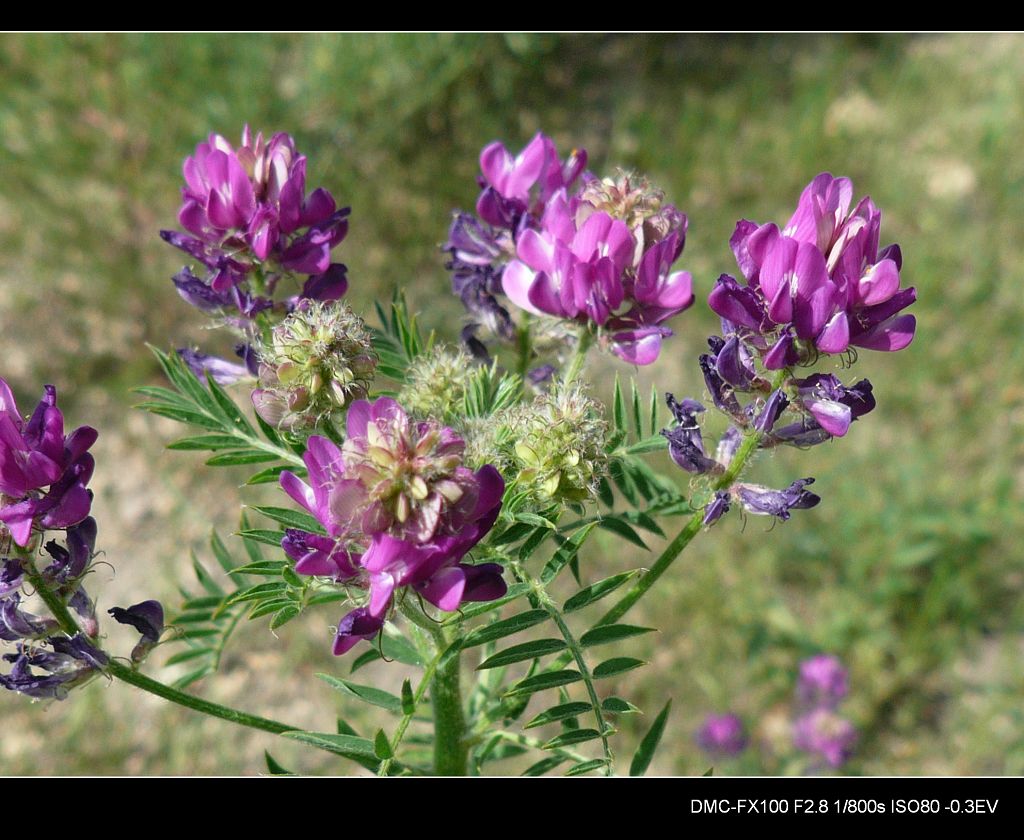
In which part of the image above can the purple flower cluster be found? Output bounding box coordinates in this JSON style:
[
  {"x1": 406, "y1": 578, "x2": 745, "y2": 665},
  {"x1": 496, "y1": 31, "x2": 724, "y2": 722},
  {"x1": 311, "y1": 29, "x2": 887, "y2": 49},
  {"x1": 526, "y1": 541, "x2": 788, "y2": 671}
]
[
  {"x1": 709, "y1": 172, "x2": 916, "y2": 369},
  {"x1": 792, "y1": 654, "x2": 857, "y2": 769},
  {"x1": 162, "y1": 127, "x2": 351, "y2": 381},
  {"x1": 0, "y1": 380, "x2": 97, "y2": 547},
  {"x1": 446, "y1": 134, "x2": 693, "y2": 365},
  {"x1": 696, "y1": 712, "x2": 748, "y2": 759},
  {"x1": 660, "y1": 173, "x2": 913, "y2": 527},
  {"x1": 279, "y1": 397, "x2": 506, "y2": 654}
]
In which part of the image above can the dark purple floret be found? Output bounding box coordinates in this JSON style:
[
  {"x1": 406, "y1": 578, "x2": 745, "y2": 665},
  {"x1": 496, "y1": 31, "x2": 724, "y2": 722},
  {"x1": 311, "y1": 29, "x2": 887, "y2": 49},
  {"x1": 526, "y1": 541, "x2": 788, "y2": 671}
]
[
  {"x1": 753, "y1": 389, "x2": 790, "y2": 434},
  {"x1": 736, "y1": 478, "x2": 820, "y2": 521},
  {"x1": 703, "y1": 491, "x2": 732, "y2": 527},
  {"x1": 0, "y1": 559, "x2": 24, "y2": 599},
  {"x1": 662, "y1": 394, "x2": 719, "y2": 475},
  {"x1": 109, "y1": 601, "x2": 165, "y2": 644},
  {"x1": 698, "y1": 353, "x2": 744, "y2": 419},
  {"x1": 1, "y1": 593, "x2": 59, "y2": 642}
]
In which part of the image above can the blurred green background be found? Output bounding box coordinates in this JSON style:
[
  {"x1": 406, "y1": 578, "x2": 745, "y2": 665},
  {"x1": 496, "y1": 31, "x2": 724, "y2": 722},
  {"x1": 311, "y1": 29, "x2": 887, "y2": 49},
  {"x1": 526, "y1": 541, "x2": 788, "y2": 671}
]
[{"x1": 1, "y1": 33, "x2": 1022, "y2": 775}]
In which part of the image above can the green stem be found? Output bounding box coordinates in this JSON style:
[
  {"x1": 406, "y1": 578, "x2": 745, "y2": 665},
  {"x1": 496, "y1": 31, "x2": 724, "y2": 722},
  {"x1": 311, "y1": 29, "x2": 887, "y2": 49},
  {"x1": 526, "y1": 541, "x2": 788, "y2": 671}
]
[
  {"x1": 514, "y1": 560, "x2": 613, "y2": 772},
  {"x1": 20, "y1": 554, "x2": 314, "y2": 741},
  {"x1": 431, "y1": 629, "x2": 468, "y2": 776},
  {"x1": 562, "y1": 329, "x2": 594, "y2": 386},
  {"x1": 515, "y1": 317, "x2": 533, "y2": 381},
  {"x1": 597, "y1": 368, "x2": 790, "y2": 626}
]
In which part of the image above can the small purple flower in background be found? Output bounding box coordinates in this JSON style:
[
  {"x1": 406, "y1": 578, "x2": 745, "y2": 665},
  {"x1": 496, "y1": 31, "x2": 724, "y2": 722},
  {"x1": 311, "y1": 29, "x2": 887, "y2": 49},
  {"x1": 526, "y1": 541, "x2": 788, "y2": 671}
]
[
  {"x1": 0, "y1": 379, "x2": 97, "y2": 547},
  {"x1": 797, "y1": 654, "x2": 850, "y2": 710},
  {"x1": 709, "y1": 172, "x2": 916, "y2": 369},
  {"x1": 793, "y1": 708, "x2": 857, "y2": 769},
  {"x1": 696, "y1": 713, "x2": 748, "y2": 758},
  {"x1": 279, "y1": 397, "x2": 507, "y2": 655}
]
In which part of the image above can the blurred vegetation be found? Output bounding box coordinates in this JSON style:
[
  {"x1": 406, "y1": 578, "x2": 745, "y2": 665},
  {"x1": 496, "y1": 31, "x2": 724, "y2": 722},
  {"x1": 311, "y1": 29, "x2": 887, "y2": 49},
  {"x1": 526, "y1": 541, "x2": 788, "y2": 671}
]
[{"x1": 1, "y1": 33, "x2": 1022, "y2": 775}]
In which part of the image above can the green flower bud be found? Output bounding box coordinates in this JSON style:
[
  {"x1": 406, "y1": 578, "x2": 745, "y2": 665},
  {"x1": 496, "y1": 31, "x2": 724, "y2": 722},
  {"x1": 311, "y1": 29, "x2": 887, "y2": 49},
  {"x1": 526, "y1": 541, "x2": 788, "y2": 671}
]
[
  {"x1": 251, "y1": 301, "x2": 377, "y2": 431},
  {"x1": 499, "y1": 382, "x2": 609, "y2": 506},
  {"x1": 398, "y1": 345, "x2": 475, "y2": 422}
]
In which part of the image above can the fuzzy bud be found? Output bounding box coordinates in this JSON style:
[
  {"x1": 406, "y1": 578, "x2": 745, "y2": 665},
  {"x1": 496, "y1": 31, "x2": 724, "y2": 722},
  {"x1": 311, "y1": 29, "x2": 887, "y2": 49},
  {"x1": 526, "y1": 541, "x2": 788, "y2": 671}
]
[{"x1": 252, "y1": 301, "x2": 377, "y2": 431}]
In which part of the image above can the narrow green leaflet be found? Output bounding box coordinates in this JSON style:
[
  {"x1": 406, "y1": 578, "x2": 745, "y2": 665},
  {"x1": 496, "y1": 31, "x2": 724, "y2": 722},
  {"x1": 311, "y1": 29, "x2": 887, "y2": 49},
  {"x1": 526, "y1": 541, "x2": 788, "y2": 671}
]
[
  {"x1": 251, "y1": 505, "x2": 324, "y2": 533},
  {"x1": 264, "y1": 751, "x2": 295, "y2": 776},
  {"x1": 596, "y1": 517, "x2": 649, "y2": 550},
  {"x1": 317, "y1": 675, "x2": 403, "y2": 714},
  {"x1": 579, "y1": 625, "x2": 656, "y2": 647},
  {"x1": 476, "y1": 639, "x2": 567, "y2": 670},
  {"x1": 566, "y1": 759, "x2": 610, "y2": 776},
  {"x1": 461, "y1": 609, "x2": 549, "y2": 648},
  {"x1": 541, "y1": 522, "x2": 597, "y2": 584},
  {"x1": 504, "y1": 669, "x2": 582, "y2": 697},
  {"x1": 593, "y1": 657, "x2": 647, "y2": 678},
  {"x1": 563, "y1": 571, "x2": 638, "y2": 613},
  {"x1": 602, "y1": 696, "x2": 641, "y2": 715},
  {"x1": 374, "y1": 729, "x2": 394, "y2": 760},
  {"x1": 630, "y1": 700, "x2": 672, "y2": 777},
  {"x1": 401, "y1": 679, "x2": 415, "y2": 716},
  {"x1": 521, "y1": 756, "x2": 567, "y2": 776},
  {"x1": 542, "y1": 729, "x2": 604, "y2": 750},
  {"x1": 284, "y1": 731, "x2": 378, "y2": 764},
  {"x1": 524, "y1": 702, "x2": 592, "y2": 730}
]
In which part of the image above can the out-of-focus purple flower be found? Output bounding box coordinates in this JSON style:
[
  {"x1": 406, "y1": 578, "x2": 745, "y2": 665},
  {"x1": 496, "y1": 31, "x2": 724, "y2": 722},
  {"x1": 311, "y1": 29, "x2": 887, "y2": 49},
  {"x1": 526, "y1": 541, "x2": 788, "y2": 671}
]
[
  {"x1": 797, "y1": 654, "x2": 849, "y2": 710},
  {"x1": 710, "y1": 173, "x2": 916, "y2": 367},
  {"x1": 734, "y1": 478, "x2": 820, "y2": 522},
  {"x1": 0, "y1": 380, "x2": 97, "y2": 546},
  {"x1": 793, "y1": 708, "x2": 857, "y2": 768},
  {"x1": 661, "y1": 394, "x2": 720, "y2": 475},
  {"x1": 279, "y1": 397, "x2": 507, "y2": 654},
  {"x1": 178, "y1": 348, "x2": 252, "y2": 386},
  {"x1": 696, "y1": 713, "x2": 748, "y2": 757},
  {"x1": 0, "y1": 593, "x2": 59, "y2": 642}
]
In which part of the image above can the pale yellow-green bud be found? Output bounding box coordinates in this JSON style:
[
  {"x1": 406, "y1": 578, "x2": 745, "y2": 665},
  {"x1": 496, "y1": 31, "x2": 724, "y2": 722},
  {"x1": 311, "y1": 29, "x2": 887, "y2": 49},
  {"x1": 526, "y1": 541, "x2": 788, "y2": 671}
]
[
  {"x1": 251, "y1": 300, "x2": 377, "y2": 431},
  {"x1": 499, "y1": 382, "x2": 609, "y2": 507},
  {"x1": 398, "y1": 345, "x2": 475, "y2": 422}
]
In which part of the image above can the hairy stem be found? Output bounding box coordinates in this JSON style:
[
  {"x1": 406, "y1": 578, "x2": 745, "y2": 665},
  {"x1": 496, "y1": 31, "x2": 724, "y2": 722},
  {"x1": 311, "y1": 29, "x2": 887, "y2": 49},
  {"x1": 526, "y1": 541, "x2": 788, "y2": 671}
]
[
  {"x1": 431, "y1": 629, "x2": 468, "y2": 776},
  {"x1": 598, "y1": 368, "x2": 790, "y2": 626}
]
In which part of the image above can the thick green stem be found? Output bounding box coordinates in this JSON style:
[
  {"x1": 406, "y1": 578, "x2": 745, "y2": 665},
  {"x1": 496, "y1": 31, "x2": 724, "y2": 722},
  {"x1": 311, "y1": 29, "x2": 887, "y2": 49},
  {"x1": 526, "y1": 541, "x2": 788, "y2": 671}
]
[
  {"x1": 431, "y1": 633, "x2": 468, "y2": 776},
  {"x1": 562, "y1": 329, "x2": 594, "y2": 386},
  {"x1": 598, "y1": 368, "x2": 790, "y2": 626}
]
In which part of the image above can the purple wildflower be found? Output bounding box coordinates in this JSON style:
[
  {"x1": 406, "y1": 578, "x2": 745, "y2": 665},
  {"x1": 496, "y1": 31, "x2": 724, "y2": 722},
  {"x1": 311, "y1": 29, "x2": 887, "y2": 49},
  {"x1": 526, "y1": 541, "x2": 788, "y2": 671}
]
[
  {"x1": 162, "y1": 126, "x2": 350, "y2": 326},
  {"x1": 734, "y1": 478, "x2": 820, "y2": 522},
  {"x1": 696, "y1": 713, "x2": 748, "y2": 758},
  {"x1": 661, "y1": 395, "x2": 720, "y2": 475},
  {"x1": 0, "y1": 380, "x2": 97, "y2": 546},
  {"x1": 702, "y1": 491, "x2": 732, "y2": 527},
  {"x1": 710, "y1": 173, "x2": 916, "y2": 368},
  {"x1": 797, "y1": 654, "x2": 849, "y2": 710},
  {"x1": 279, "y1": 397, "x2": 507, "y2": 654},
  {"x1": 108, "y1": 600, "x2": 165, "y2": 664},
  {"x1": 793, "y1": 708, "x2": 857, "y2": 769},
  {"x1": 1, "y1": 633, "x2": 108, "y2": 700}
]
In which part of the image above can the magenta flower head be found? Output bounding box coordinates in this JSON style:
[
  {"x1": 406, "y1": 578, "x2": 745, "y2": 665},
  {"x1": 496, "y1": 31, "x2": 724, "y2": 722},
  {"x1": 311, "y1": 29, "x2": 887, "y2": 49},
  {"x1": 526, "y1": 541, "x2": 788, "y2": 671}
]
[
  {"x1": 162, "y1": 126, "x2": 350, "y2": 325},
  {"x1": 279, "y1": 397, "x2": 507, "y2": 654},
  {"x1": 696, "y1": 713, "x2": 748, "y2": 758},
  {"x1": 797, "y1": 654, "x2": 849, "y2": 710},
  {"x1": 793, "y1": 708, "x2": 857, "y2": 769},
  {"x1": 710, "y1": 172, "x2": 915, "y2": 369},
  {"x1": 0, "y1": 379, "x2": 97, "y2": 547},
  {"x1": 502, "y1": 190, "x2": 693, "y2": 365}
]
